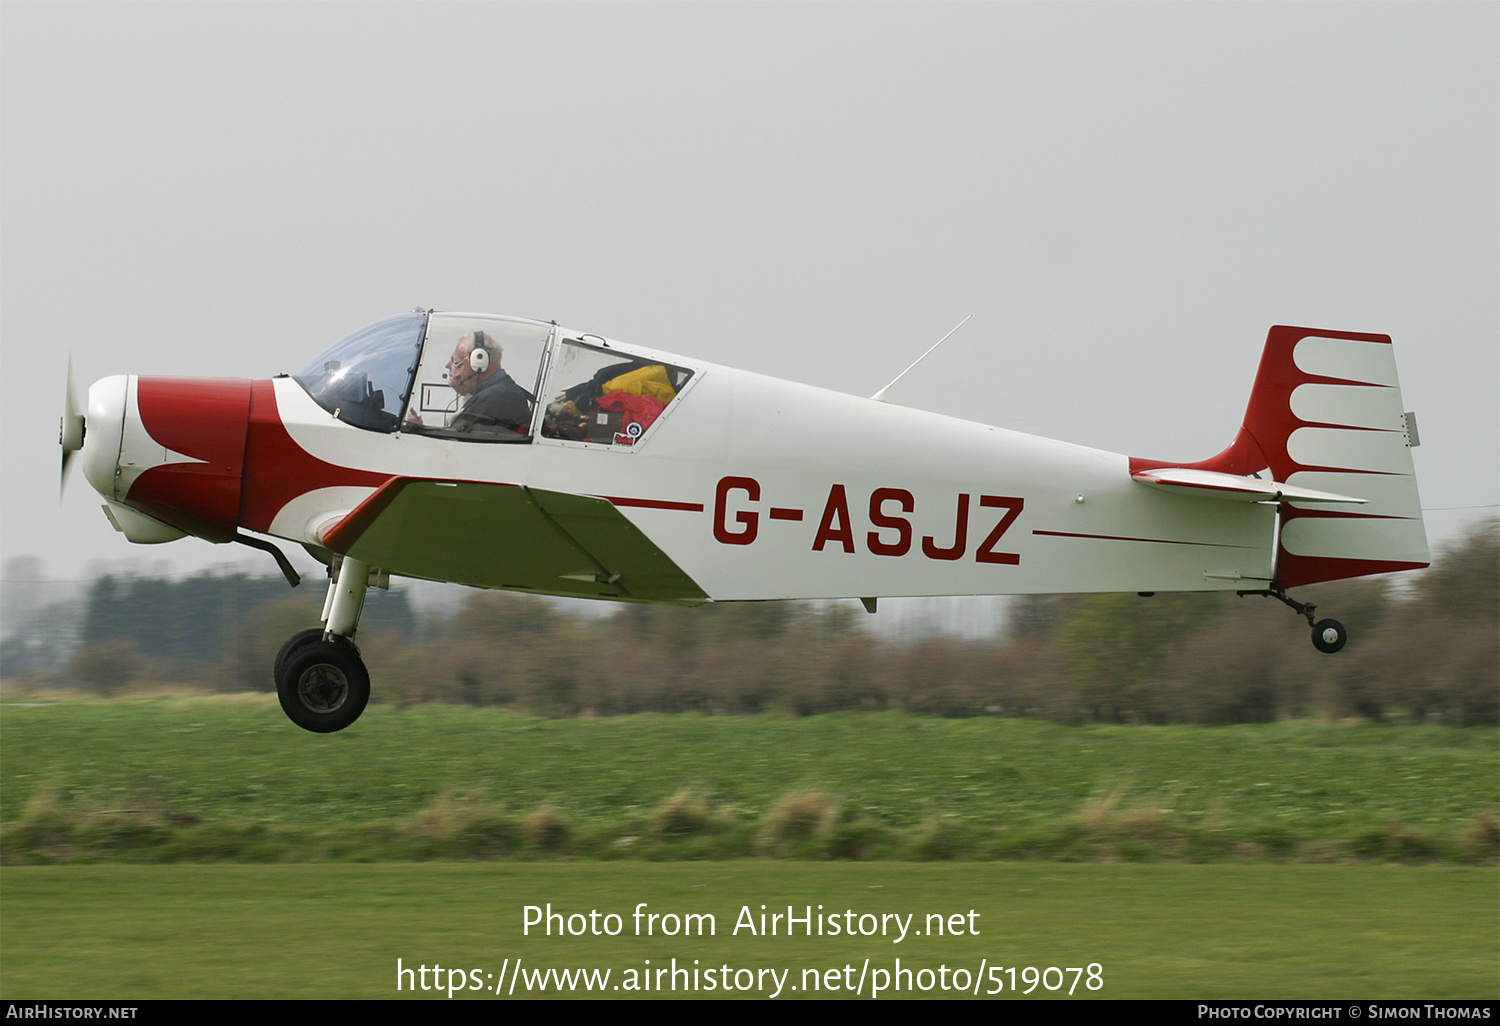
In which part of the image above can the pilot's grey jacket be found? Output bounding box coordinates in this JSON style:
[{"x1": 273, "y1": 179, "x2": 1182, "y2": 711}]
[{"x1": 452, "y1": 370, "x2": 535, "y2": 434}]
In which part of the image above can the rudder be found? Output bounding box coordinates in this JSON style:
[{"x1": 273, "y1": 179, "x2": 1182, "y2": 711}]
[{"x1": 1149, "y1": 326, "x2": 1429, "y2": 587}]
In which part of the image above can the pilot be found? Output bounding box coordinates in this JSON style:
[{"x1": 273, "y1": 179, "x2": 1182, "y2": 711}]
[{"x1": 442, "y1": 331, "x2": 535, "y2": 435}]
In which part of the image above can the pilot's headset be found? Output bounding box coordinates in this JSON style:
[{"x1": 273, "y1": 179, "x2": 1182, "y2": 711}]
[{"x1": 468, "y1": 332, "x2": 494, "y2": 374}]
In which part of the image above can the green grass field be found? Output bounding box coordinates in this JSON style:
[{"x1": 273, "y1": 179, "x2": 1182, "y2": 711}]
[
  {"x1": 2, "y1": 699, "x2": 1495, "y2": 998},
  {"x1": 2, "y1": 699, "x2": 1495, "y2": 862},
  {"x1": 2, "y1": 862, "x2": 1494, "y2": 999}
]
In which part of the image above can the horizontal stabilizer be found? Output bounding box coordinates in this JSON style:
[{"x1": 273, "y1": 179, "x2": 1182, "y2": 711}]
[{"x1": 1131, "y1": 468, "x2": 1367, "y2": 505}]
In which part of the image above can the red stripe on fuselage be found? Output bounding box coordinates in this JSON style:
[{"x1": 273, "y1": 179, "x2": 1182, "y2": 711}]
[
  {"x1": 240, "y1": 380, "x2": 390, "y2": 535},
  {"x1": 1032, "y1": 529, "x2": 1262, "y2": 550},
  {"x1": 599, "y1": 495, "x2": 705, "y2": 512}
]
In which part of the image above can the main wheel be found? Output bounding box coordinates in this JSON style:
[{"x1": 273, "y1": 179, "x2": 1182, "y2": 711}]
[
  {"x1": 1311, "y1": 618, "x2": 1348, "y2": 654},
  {"x1": 273, "y1": 628, "x2": 327, "y2": 684},
  {"x1": 277, "y1": 639, "x2": 370, "y2": 732}
]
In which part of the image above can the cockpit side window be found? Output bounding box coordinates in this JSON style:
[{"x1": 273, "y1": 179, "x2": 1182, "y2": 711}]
[
  {"x1": 540, "y1": 339, "x2": 693, "y2": 447},
  {"x1": 294, "y1": 313, "x2": 426, "y2": 431},
  {"x1": 401, "y1": 316, "x2": 551, "y2": 442}
]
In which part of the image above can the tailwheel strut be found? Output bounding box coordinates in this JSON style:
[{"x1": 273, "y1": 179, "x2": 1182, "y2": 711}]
[{"x1": 1238, "y1": 588, "x2": 1348, "y2": 655}]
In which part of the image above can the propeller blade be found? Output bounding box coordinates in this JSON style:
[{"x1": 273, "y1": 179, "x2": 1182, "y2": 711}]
[{"x1": 60, "y1": 358, "x2": 85, "y2": 495}]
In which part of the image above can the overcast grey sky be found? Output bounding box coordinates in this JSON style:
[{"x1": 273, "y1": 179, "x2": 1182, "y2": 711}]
[{"x1": 3, "y1": 2, "x2": 1495, "y2": 592}]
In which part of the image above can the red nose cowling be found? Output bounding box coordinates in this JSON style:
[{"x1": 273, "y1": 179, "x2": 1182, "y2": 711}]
[{"x1": 126, "y1": 378, "x2": 253, "y2": 543}]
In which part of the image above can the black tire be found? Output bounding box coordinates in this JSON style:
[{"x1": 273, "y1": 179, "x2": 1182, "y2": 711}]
[
  {"x1": 277, "y1": 640, "x2": 370, "y2": 732},
  {"x1": 1311, "y1": 618, "x2": 1348, "y2": 654},
  {"x1": 273, "y1": 628, "x2": 327, "y2": 684}
]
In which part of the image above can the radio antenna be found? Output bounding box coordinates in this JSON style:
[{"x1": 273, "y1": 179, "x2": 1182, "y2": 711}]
[{"x1": 871, "y1": 314, "x2": 972, "y2": 402}]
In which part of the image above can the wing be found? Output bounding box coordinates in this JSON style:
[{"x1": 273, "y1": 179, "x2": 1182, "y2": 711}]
[{"x1": 317, "y1": 477, "x2": 708, "y2": 603}]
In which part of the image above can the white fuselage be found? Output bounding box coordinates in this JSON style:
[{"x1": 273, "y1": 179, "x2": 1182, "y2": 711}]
[{"x1": 267, "y1": 351, "x2": 1275, "y2": 601}]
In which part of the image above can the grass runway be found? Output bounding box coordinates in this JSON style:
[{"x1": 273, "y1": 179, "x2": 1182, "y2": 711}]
[{"x1": 3, "y1": 862, "x2": 1495, "y2": 999}]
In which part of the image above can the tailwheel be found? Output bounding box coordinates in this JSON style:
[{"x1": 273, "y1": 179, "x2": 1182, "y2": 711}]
[
  {"x1": 1311, "y1": 618, "x2": 1348, "y2": 655},
  {"x1": 1238, "y1": 588, "x2": 1351, "y2": 655},
  {"x1": 276, "y1": 637, "x2": 370, "y2": 733}
]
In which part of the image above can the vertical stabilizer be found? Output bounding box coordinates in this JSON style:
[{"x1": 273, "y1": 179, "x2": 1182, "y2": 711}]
[{"x1": 1136, "y1": 326, "x2": 1428, "y2": 587}]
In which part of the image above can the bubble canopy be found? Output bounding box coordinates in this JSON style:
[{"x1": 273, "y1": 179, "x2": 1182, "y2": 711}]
[{"x1": 294, "y1": 312, "x2": 691, "y2": 446}]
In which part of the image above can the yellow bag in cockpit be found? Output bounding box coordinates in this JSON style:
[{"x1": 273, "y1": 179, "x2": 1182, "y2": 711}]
[{"x1": 602, "y1": 364, "x2": 676, "y2": 403}]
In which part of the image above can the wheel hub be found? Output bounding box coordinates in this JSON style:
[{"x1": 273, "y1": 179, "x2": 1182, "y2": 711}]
[{"x1": 297, "y1": 664, "x2": 349, "y2": 713}]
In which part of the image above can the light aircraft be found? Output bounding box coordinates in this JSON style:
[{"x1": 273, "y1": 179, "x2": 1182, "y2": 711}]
[{"x1": 60, "y1": 311, "x2": 1428, "y2": 732}]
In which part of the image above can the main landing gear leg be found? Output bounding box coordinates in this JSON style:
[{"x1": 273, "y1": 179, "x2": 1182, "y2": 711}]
[
  {"x1": 275, "y1": 556, "x2": 373, "y2": 732},
  {"x1": 1239, "y1": 588, "x2": 1348, "y2": 654}
]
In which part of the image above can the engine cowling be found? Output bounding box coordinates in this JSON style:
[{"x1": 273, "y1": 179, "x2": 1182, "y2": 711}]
[{"x1": 81, "y1": 375, "x2": 253, "y2": 544}]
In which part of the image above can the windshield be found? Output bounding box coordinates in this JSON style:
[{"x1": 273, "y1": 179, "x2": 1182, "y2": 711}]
[{"x1": 294, "y1": 312, "x2": 426, "y2": 431}]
